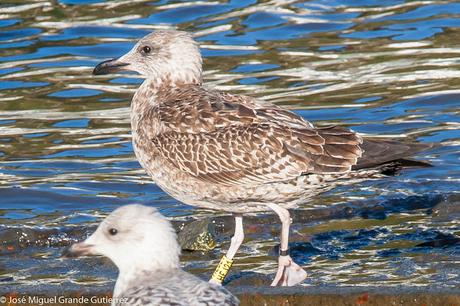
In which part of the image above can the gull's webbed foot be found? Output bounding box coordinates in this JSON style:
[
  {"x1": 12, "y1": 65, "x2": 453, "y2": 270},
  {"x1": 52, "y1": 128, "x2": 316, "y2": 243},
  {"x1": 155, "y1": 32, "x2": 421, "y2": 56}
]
[{"x1": 271, "y1": 255, "x2": 307, "y2": 286}]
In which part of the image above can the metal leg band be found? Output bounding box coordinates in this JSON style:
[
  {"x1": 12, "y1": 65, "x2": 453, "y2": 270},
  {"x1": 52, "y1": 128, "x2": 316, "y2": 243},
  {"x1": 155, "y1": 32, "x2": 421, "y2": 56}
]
[{"x1": 279, "y1": 248, "x2": 290, "y2": 256}]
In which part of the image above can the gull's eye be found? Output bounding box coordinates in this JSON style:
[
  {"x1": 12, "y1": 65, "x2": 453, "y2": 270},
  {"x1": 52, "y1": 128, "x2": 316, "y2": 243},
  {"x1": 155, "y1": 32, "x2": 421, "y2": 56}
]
[
  {"x1": 141, "y1": 46, "x2": 151, "y2": 55},
  {"x1": 108, "y1": 228, "x2": 118, "y2": 236}
]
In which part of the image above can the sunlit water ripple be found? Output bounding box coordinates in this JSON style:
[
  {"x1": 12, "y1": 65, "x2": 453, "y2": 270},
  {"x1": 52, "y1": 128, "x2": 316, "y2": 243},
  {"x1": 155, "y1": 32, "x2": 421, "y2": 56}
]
[{"x1": 0, "y1": 0, "x2": 459, "y2": 293}]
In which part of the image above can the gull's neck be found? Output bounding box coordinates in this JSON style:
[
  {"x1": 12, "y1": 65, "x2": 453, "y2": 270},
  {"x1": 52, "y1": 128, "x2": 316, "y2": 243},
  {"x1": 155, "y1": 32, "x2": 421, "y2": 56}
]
[
  {"x1": 113, "y1": 268, "x2": 146, "y2": 299},
  {"x1": 113, "y1": 263, "x2": 180, "y2": 299},
  {"x1": 133, "y1": 73, "x2": 201, "y2": 104},
  {"x1": 130, "y1": 48, "x2": 203, "y2": 113},
  {"x1": 130, "y1": 75, "x2": 201, "y2": 133}
]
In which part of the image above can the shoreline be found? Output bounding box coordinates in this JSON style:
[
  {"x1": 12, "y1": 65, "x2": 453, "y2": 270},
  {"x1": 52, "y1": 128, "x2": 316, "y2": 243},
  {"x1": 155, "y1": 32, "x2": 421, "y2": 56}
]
[{"x1": 1, "y1": 286, "x2": 459, "y2": 306}]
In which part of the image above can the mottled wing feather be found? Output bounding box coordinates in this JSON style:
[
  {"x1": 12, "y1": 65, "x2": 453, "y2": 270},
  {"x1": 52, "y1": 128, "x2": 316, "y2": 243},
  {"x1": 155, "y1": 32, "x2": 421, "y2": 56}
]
[
  {"x1": 152, "y1": 124, "x2": 305, "y2": 186},
  {"x1": 156, "y1": 90, "x2": 259, "y2": 133},
  {"x1": 188, "y1": 282, "x2": 239, "y2": 306},
  {"x1": 114, "y1": 272, "x2": 239, "y2": 306},
  {"x1": 151, "y1": 86, "x2": 363, "y2": 186},
  {"x1": 155, "y1": 86, "x2": 313, "y2": 132},
  {"x1": 315, "y1": 126, "x2": 363, "y2": 171},
  {"x1": 114, "y1": 286, "x2": 183, "y2": 306}
]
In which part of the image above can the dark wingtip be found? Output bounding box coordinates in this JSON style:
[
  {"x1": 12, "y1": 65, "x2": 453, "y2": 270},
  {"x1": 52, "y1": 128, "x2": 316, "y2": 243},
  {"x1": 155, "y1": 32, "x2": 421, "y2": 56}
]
[
  {"x1": 396, "y1": 159, "x2": 432, "y2": 168},
  {"x1": 354, "y1": 139, "x2": 436, "y2": 171},
  {"x1": 378, "y1": 159, "x2": 432, "y2": 176}
]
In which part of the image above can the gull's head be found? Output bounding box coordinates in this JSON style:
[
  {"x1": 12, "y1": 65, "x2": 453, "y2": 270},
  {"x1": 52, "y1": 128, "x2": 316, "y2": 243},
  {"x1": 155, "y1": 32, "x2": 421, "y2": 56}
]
[
  {"x1": 93, "y1": 30, "x2": 202, "y2": 85},
  {"x1": 65, "y1": 204, "x2": 180, "y2": 273}
]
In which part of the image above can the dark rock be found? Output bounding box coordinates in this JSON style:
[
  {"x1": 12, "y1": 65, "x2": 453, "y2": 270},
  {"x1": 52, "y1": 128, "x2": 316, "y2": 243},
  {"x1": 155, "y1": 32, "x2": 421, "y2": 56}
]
[
  {"x1": 177, "y1": 218, "x2": 217, "y2": 251},
  {"x1": 416, "y1": 232, "x2": 460, "y2": 248},
  {"x1": 0, "y1": 226, "x2": 90, "y2": 249},
  {"x1": 0, "y1": 276, "x2": 14, "y2": 282},
  {"x1": 270, "y1": 242, "x2": 320, "y2": 265},
  {"x1": 429, "y1": 194, "x2": 460, "y2": 221},
  {"x1": 226, "y1": 271, "x2": 272, "y2": 286}
]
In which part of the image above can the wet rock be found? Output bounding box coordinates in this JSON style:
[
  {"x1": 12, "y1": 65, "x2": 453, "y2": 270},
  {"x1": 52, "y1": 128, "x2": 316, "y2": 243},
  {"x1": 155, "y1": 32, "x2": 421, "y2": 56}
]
[
  {"x1": 377, "y1": 249, "x2": 401, "y2": 257},
  {"x1": 380, "y1": 194, "x2": 443, "y2": 213},
  {"x1": 292, "y1": 204, "x2": 357, "y2": 224},
  {"x1": 291, "y1": 194, "x2": 444, "y2": 225},
  {"x1": 177, "y1": 218, "x2": 217, "y2": 251},
  {"x1": 360, "y1": 204, "x2": 387, "y2": 220},
  {"x1": 0, "y1": 227, "x2": 37, "y2": 247},
  {"x1": 0, "y1": 226, "x2": 90, "y2": 249},
  {"x1": 226, "y1": 271, "x2": 272, "y2": 287},
  {"x1": 429, "y1": 194, "x2": 460, "y2": 221},
  {"x1": 270, "y1": 242, "x2": 321, "y2": 265},
  {"x1": 416, "y1": 232, "x2": 460, "y2": 248}
]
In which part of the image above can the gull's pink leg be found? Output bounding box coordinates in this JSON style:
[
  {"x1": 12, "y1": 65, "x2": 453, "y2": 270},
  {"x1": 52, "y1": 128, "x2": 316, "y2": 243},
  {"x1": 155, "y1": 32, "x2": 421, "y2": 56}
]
[
  {"x1": 210, "y1": 214, "x2": 244, "y2": 285},
  {"x1": 267, "y1": 203, "x2": 307, "y2": 286}
]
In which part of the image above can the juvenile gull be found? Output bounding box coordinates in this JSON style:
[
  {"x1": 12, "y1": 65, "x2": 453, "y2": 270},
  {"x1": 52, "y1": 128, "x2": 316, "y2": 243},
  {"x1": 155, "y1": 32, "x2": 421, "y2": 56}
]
[
  {"x1": 93, "y1": 30, "x2": 431, "y2": 286},
  {"x1": 65, "y1": 204, "x2": 239, "y2": 306}
]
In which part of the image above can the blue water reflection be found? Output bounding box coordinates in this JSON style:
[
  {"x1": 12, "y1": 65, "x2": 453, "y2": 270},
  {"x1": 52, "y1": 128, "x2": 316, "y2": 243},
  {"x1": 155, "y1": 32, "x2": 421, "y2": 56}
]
[{"x1": 0, "y1": 0, "x2": 458, "y2": 293}]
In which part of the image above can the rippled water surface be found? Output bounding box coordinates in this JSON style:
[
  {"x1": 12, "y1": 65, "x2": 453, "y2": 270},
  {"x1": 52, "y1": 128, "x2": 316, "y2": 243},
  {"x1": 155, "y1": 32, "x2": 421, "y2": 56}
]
[{"x1": 0, "y1": 0, "x2": 459, "y2": 294}]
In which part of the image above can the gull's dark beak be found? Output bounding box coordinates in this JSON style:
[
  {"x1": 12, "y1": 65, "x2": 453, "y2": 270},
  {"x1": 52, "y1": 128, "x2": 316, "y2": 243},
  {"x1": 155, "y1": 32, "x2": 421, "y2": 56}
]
[
  {"x1": 93, "y1": 58, "x2": 130, "y2": 75},
  {"x1": 62, "y1": 242, "x2": 96, "y2": 258}
]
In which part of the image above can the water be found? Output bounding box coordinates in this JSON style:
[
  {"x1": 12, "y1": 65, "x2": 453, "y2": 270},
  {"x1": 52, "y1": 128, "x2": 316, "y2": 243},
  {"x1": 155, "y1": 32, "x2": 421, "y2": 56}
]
[{"x1": 0, "y1": 0, "x2": 459, "y2": 294}]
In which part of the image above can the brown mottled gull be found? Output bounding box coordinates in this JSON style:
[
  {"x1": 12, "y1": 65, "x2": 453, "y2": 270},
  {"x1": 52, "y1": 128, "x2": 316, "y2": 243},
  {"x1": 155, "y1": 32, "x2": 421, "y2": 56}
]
[
  {"x1": 92, "y1": 30, "x2": 431, "y2": 286},
  {"x1": 65, "y1": 204, "x2": 239, "y2": 306}
]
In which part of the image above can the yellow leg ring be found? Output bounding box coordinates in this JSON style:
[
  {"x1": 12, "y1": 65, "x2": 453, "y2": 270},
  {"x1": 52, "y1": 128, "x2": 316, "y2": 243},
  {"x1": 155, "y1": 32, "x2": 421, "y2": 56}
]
[{"x1": 211, "y1": 255, "x2": 234, "y2": 284}]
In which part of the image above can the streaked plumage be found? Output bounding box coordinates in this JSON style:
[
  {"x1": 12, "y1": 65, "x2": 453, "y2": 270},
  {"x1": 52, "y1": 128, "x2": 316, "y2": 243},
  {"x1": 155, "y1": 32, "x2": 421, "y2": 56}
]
[
  {"x1": 65, "y1": 205, "x2": 239, "y2": 306},
  {"x1": 117, "y1": 269, "x2": 238, "y2": 306},
  {"x1": 129, "y1": 82, "x2": 427, "y2": 213},
  {"x1": 92, "y1": 30, "x2": 431, "y2": 286}
]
